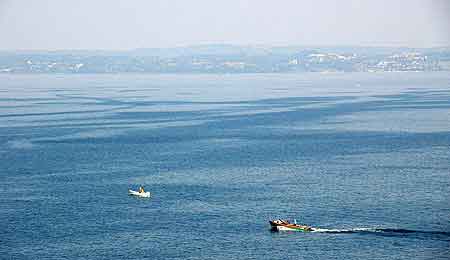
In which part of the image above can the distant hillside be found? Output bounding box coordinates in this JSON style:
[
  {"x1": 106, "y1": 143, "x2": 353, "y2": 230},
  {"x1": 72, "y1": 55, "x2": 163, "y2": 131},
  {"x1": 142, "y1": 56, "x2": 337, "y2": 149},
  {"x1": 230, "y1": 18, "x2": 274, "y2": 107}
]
[{"x1": 1, "y1": 45, "x2": 449, "y2": 73}]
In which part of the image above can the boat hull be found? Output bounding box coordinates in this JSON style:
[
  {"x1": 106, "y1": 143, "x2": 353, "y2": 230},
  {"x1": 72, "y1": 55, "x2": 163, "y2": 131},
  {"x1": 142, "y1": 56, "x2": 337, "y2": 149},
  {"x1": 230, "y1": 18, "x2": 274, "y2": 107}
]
[{"x1": 274, "y1": 225, "x2": 311, "y2": 232}]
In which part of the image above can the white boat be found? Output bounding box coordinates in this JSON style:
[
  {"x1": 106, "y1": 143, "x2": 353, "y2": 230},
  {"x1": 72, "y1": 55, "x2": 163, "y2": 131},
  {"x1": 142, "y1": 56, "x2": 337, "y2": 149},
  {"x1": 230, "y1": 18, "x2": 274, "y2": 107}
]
[{"x1": 128, "y1": 189, "x2": 151, "y2": 198}]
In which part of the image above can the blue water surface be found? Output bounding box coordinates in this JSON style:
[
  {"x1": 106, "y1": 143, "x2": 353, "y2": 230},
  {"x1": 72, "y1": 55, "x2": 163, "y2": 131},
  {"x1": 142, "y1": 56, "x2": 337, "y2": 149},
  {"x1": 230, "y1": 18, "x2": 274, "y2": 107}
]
[{"x1": 1, "y1": 73, "x2": 449, "y2": 259}]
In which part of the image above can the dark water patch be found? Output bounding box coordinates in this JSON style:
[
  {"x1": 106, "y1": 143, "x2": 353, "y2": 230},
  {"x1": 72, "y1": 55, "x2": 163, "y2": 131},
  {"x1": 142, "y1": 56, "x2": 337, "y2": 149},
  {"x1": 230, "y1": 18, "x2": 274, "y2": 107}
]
[
  {"x1": 375, "y1": 105, "x2": 450, "y2": 110},
  {"x1": 118, "y1": 88, "x2": 161, "y2": 92},
  {"x1": 367, "y1": 229, "x2": 450, "y2": 242},
  {"x1": 314, "y1": 228, "x2": 450, "y2": 242},
  {"x1": 0, "y1": 97, "x2": 62, "y2": 102},
  {"x1": 375, "y1": 228, "x2": 450, "y2": 236},
  {"x1": 111, "y1": 110, "x2": 226, "y2": 120},
  {"x1": 371, "y1": 91, "x2": 450, "y2": 101},
  {"x1": 0, "y1": 105, "x2": 34, "y2": 109},
  {"x1": 0, "y1": 108, "x2": 125, "y2": 118}
]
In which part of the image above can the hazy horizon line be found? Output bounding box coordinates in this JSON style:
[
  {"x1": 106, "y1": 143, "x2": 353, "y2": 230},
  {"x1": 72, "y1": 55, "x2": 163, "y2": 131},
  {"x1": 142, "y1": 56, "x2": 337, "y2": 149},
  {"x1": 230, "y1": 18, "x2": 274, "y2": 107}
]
[{"x1": 1, "y1": 43, "x2": 450, "y2": 53}]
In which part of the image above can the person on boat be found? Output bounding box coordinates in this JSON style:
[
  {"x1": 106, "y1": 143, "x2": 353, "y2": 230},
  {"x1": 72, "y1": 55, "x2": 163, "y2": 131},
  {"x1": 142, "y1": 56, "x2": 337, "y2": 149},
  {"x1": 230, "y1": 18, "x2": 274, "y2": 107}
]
[{"x1": 139, "y1": 186, "x2": 145, "y2": 193}]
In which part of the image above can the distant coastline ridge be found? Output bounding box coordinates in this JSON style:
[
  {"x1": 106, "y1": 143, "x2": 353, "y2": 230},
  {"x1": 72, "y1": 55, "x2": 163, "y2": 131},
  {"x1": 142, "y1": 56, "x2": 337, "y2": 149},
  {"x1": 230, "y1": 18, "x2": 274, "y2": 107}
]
[{"x1": 1, "y1": 44, "x2": 449, "y2": 73}]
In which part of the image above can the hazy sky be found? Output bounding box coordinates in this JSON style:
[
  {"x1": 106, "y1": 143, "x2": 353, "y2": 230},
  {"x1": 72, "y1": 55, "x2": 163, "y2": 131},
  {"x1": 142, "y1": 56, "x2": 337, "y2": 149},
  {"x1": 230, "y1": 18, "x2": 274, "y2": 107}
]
[{"x1": 0, "y1": 0, "x2": 449, "y2": 50}]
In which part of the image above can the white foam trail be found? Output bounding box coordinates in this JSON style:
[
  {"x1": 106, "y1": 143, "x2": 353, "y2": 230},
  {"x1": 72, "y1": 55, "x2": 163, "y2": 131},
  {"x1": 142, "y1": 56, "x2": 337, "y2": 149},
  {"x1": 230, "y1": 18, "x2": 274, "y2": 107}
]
[{"x1": 312, "y1": 227, "x2": 375, "y2": 233}]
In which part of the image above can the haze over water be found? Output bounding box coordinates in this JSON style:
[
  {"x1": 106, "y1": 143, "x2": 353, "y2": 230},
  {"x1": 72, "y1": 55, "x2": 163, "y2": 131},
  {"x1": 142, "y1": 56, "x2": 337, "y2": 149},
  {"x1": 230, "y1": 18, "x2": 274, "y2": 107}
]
[{"x1": 1, "y1": 72, "x2": 450, "y2": 259}]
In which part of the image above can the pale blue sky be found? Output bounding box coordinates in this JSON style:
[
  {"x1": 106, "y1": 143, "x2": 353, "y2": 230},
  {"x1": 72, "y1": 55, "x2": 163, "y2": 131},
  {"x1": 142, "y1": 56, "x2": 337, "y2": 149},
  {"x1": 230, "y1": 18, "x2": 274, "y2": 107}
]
[{"x1": 0, "y1": 0, "x2": 449, "y2": 50}]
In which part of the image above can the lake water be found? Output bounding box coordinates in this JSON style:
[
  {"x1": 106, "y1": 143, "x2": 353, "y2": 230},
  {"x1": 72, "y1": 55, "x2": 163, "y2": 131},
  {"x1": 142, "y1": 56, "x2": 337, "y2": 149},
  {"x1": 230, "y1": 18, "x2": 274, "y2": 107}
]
[{"x1": 1, "y1": 73, "x2": 449, "y2": 259}]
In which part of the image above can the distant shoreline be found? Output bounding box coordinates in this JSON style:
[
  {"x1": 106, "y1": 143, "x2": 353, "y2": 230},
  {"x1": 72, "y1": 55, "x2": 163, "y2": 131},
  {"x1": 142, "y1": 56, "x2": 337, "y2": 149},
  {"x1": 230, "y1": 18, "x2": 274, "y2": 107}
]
[
  {"x1": 1, "y1": 45, "x2": 449, "y2": 73},
  {"x1": 1, "y1": 71, "x2": 447, "y2": 76}
]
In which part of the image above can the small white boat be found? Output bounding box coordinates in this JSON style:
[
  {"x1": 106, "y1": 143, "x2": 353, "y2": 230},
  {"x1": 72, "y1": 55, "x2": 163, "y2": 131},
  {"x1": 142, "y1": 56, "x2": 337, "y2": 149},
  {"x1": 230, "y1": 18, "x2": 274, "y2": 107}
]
[{"x1": 128, "y1": 189, "x2": 151, "y2": 198}]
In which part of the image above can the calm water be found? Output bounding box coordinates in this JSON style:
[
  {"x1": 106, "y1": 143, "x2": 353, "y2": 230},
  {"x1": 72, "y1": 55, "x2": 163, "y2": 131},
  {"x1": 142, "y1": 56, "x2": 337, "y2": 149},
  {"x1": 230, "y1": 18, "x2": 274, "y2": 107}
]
[{"x1": 1, "y1": 73, "x2": 449, "y2": 259}]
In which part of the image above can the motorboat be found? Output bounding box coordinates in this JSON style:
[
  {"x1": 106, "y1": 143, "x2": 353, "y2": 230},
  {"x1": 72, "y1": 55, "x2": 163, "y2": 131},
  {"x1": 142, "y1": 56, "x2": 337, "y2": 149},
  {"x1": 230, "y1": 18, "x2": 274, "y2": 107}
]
[{"x1": 269, "y1": 219, "x2": 314, "y2": 232}]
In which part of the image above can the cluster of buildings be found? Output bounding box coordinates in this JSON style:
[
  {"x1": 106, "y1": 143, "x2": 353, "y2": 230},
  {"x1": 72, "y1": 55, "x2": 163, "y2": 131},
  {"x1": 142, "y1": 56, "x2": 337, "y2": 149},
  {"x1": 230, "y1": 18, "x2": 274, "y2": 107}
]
[
  {"x1": 285, "y1": 52, "x2": 441, "y2": 72},
  {"x1": 368, "y1": 52, "x2": 439, "y2": 72}
]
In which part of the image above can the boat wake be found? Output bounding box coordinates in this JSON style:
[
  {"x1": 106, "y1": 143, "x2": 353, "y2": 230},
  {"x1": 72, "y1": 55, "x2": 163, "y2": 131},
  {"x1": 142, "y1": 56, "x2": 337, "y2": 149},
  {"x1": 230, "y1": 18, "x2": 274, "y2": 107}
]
[
  {"x1": 311, "y1": 227, "x2": 450, "y2": 239},
  {"x1": 312, "y1": 227, "x2": 374, "y2": 233}
]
